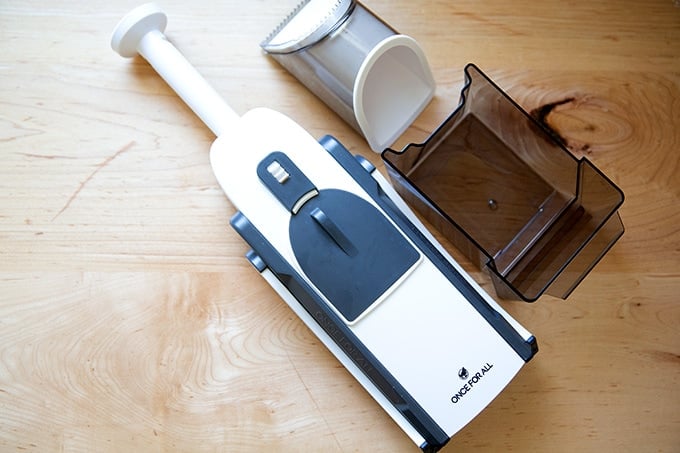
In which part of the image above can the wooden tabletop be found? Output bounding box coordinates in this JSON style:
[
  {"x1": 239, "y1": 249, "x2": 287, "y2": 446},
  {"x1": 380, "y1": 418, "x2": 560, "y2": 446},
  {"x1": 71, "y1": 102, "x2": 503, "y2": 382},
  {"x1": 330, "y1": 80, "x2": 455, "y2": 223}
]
[{"x1": 1, "y1": 0, "x2": 678, "y2": 451}]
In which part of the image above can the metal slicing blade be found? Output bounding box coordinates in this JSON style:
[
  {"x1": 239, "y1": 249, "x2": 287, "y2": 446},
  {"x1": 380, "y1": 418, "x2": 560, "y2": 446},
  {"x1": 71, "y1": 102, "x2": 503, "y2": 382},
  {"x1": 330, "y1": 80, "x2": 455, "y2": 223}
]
[{"x1": 261, "y1": 0, "x2": 355, "y2": 54}]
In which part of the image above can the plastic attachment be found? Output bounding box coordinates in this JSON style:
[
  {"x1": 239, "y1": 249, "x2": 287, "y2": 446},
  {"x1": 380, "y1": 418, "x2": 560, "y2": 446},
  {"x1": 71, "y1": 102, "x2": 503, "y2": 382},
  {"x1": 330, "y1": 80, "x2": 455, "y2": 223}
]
[
  {"x1": 111, "y1": 3, "x2": 239, "y2": 137},
  {"x1": 262, "y1": 0, "x2": 435, "y2": 152},
  {"x1": 382, "y1": 64, "x2": 625, "y2": 301}
]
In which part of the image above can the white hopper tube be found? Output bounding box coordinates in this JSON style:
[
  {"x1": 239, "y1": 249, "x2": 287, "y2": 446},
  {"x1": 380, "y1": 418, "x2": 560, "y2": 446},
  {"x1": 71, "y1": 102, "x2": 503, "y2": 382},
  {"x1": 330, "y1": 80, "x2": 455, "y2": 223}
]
[
  {"x1": 111, "y1": 3, "x2": 239, "y2": 137},
  {"x1": 261, "y1": 0, "x2": 435, "y2": 153}
]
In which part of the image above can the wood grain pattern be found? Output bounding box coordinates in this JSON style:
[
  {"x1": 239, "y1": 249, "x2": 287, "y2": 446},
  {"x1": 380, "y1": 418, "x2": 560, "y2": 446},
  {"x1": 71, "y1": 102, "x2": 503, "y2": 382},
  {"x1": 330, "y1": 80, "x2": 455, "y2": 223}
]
[{"x1": 1, "y1": 0, "x2": 679, "y2": 452}]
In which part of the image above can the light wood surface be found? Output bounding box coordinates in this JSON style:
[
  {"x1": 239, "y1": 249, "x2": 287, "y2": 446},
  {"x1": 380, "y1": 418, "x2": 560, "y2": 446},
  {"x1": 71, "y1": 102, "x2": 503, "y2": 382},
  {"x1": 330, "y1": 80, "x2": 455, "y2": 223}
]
[{"x1": 1, "y1": 1, "x2": 679, "y2": 451}]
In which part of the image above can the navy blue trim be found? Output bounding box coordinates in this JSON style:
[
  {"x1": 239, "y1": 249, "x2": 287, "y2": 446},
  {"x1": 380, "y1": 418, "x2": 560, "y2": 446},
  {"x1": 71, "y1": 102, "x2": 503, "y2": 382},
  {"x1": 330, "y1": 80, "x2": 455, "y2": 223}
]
[
  {"x1": 246, "y1": 249, "x2": 267, "y2": 272},
  {"x1": 319, "y1": 135, "x2": 538, "y2": 362},
  {"x1": 354, "y1": 154, "x2": 376, "y2": 173},
  {"x1": 231, "y1": 212, "x2": 450, "y2": 451}
]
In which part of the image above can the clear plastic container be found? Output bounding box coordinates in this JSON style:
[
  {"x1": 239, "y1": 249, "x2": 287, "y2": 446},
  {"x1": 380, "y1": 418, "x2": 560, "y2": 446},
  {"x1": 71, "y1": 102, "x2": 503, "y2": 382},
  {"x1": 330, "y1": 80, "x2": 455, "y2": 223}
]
[{"x1": 382, "y1": 64, "x2": 625, "y2": 301}]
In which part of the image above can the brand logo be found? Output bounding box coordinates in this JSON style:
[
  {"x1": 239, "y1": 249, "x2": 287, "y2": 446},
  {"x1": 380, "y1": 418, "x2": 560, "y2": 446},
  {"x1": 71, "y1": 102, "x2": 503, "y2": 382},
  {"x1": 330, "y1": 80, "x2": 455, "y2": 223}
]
[
  {"x1": 451, "y1": 363, "x2": 494, "y2": 404},
  {"x1": 315, "y1": 310, "x2": 374, "y2": 375}
]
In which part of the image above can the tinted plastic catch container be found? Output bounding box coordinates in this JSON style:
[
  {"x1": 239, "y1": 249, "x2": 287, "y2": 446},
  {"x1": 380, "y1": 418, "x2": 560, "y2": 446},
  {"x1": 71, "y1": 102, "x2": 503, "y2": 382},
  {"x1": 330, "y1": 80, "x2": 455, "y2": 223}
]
[
  {"x1": 261, "y1": 0, "x2": 434, "y2": 152},
  {"x1": 382, "y1": 64, "x2": 624, "y2": 301}
]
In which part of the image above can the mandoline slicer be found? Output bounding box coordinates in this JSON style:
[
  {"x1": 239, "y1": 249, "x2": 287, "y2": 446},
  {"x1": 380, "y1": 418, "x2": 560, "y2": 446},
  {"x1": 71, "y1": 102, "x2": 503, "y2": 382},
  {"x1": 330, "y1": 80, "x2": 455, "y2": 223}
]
[
  {"x1": 111, "y1": 4, "x2": 537, "y2": 452},
  {"x1": 261, "y1": 0, "x2": 435, "y2": 153}
]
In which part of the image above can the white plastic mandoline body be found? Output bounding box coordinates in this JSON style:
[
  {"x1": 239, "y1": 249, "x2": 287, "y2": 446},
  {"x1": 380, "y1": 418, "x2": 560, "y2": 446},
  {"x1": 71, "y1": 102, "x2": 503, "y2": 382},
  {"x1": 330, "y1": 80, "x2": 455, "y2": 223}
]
[
  {"x1": 211, "y1": 107, "x2": 532, "y2": 445},
  {"x1": 111, "y1": 3, "x2": 534, "y2": 449}
]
